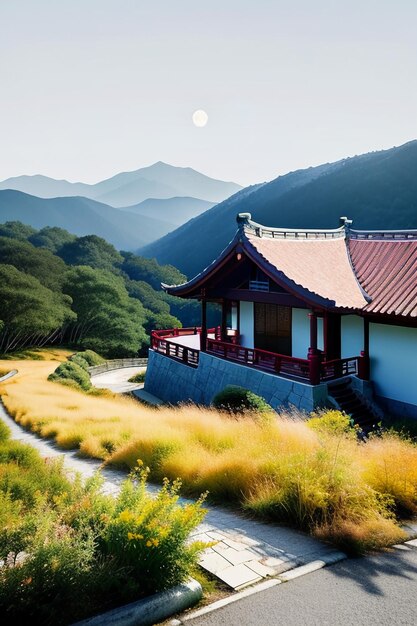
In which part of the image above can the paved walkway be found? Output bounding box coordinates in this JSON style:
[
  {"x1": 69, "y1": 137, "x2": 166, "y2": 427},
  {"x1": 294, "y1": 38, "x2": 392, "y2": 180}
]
[
  {"x1": 0, "y1": 369, "x2": 343, "y2": 591},
  {"x1": 90, "y1": 366, "x2": 145, "y2": 394}
]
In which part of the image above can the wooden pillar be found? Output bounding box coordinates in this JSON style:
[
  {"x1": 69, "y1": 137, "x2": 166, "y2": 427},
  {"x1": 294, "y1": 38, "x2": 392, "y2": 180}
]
[
  {"x1": 221, "y1": 300, "x2": 228, "y2": 342},
  {"x1": 200, "y1": 299, "x2": 207, "y2": 352},
  {"x1": 308, "y1": 312, "x2": 320, "y2": 385},
  {"x1": 358, "y1": 317, "x2": 370, "y2": 380}
]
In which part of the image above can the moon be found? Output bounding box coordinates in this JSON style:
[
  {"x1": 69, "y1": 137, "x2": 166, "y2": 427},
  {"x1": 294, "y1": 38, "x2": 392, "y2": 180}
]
[{"x1": 192, "y1": 109, "x2": 208, "y2": 127}]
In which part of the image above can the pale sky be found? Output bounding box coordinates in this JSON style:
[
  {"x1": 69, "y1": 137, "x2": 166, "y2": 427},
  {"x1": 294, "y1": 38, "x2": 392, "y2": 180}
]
[{"x1": 1, "y1": 0, "x2": 416, "y2": 186}]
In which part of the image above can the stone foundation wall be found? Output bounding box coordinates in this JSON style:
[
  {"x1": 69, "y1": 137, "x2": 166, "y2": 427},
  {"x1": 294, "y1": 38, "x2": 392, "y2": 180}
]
[{"x1": 144, "y1": 350, "x2": 328, "y2": 413}]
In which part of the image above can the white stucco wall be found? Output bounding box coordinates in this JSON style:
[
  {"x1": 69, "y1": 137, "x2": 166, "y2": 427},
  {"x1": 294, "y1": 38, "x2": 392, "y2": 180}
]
[
  {"x1": 370, "y1": 323, "x2": 417, "y2": 406},
  {"x1": 291, "y1": 308, "x2": 323, "y2": 358},
  {"x1": 239, "y1": 301, "x2": 254, "y2": 348},
  {"x1": 292, "y1": 308, "x2": 310, "y2": 358},
  {"x1": 341, "y1": 315, "x2": 364, "y2": 358}
]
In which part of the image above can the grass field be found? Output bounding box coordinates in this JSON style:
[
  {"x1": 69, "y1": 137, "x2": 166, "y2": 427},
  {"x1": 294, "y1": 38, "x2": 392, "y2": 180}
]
[{"x1": 1, "y1": 351, "x2": 417, "y2": 554}]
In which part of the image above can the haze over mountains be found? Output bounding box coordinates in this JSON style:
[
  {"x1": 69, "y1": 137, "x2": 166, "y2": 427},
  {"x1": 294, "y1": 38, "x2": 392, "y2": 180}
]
[
  {"x1": 141, "y1": 140, "x2": 417, "y2": 279},
  {"x1": 0, "y1": 162, "x2": 242, "y2": 207},
  {"x1": 0, "y1": 190, "x2": 177, "y2": 250},
  {"x1": 0, "y1": 163, "x2": 240, "y2": 250}
]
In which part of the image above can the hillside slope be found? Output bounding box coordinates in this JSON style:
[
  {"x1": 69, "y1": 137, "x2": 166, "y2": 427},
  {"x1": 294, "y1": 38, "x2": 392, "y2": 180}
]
[
  {"x1": 141, "y1": 141, "x2": 417, "y2": 278},
  {"x1": 0, "y1": 190, "x2": 175, "y2": 251},
  {"x1": 122, "y1": 196, "x2": 215, "y2": 225}
]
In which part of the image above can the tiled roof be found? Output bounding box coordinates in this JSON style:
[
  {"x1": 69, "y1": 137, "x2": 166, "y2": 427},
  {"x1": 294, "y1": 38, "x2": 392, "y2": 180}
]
[
  {"x1": 349, "y1": 237, "x2": 417, "y2": 318},
  {"x1": 163, "y1": 213, "x2": 417, "y2": 319},
  {"x1": 245, "y1": 230, "x2": 368, "y2": 310}
]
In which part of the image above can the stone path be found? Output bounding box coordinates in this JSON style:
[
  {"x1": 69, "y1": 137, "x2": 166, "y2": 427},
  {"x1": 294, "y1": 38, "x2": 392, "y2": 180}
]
[
  {"x1": 90, "y1": 366, "x2": 145, "y2": 394},
  {"x1": 0, "y1": 371, "x2": 343, "y2": 591}
]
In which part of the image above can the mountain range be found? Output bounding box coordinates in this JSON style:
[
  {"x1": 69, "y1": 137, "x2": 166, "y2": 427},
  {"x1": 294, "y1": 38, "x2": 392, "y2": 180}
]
[
  {"x1": 0, "y1": 190, "x2": 176, "y2": 250},
  {"x1": 0, "y1": 163, "x2": 240, "y2": 250},
  {"x1": 0, "y1": 162, "x2": 242, "y2": 207},
  {"x1": 140, "y1": 140, "x2": 417, "y2": 279}
]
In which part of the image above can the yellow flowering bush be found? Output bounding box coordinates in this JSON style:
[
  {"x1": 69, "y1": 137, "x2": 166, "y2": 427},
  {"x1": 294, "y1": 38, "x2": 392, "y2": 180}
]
[
  {"x1": 103, "y1": 462, "x2": 208, "y2": 593},
  {"x1": 0, "y1": 426, "x2": 208, "y2": 625}
]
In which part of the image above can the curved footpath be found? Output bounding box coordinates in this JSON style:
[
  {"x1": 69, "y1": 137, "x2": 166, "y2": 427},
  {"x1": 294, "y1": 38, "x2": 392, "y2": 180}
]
[{"x1": 0, "y1": 368, "x2": 344, "y2": 593}]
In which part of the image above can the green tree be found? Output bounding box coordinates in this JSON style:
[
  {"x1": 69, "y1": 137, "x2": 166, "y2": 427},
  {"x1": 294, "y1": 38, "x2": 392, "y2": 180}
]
[
  {"x1": 121, "y1": 252, "x2": 186, "y2": 290},
  {"x1": 64, "y1": 266, "x2": 147, "y2": 357},
  {"x1": 0, "y1": 265, "x2": 75, "y2": 353},
  {"x1": 0, "y1": 237, "x2": 68, "y2": 292},
  {"x1": 0, "y1": 221, "x2": 36, "y2": 241},
  {"x1": 58, "y1": 235, "x2": 123, "y2": 271},
  {"x1": 29, "y1": 226, "x2": 76, "y2": 252},
  {"x1": 126, "y1": 279, "x2": 170, "y2": 315}
]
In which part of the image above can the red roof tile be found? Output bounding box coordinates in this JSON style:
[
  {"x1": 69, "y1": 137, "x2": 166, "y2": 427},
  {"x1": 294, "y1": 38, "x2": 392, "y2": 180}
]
[
  {"x1": 246, "y1": 232, "x2": 368, "y2": 309},
  {"x1": 349, "y1": 238, "x2": 417, "y2": 318}
]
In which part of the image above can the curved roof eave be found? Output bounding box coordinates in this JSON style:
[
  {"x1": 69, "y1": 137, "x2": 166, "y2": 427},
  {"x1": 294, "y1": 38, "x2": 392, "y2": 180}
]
[
  {"x1": 163, "y1": 232, "x2": 340, "y2": 309},
  {"x1": 162, "y1": 231, "x2": 242, "y2": 297}
]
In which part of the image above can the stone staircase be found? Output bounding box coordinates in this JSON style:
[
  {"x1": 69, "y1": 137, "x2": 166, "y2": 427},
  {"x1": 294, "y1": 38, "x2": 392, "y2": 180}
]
[{"x1": 327, "y1": 378, "x2": 381, "y2": 433}]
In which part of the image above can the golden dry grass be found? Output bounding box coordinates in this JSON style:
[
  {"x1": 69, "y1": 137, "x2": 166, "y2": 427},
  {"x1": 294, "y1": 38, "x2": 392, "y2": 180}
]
[{"x1": 1, "y1": 354, "x2": 415, "y2": 553}]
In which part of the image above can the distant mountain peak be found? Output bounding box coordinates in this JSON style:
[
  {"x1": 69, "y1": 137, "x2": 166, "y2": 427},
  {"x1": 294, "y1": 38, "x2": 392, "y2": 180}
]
[{"x1": 0, "y1": 162, "x2": 241, "y2": 207}]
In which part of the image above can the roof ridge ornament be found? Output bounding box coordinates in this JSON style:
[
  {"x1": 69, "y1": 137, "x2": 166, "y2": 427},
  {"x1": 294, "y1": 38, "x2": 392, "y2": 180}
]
[{"x1": 339, "y1": 216, "x2": 353, "y2": 238}]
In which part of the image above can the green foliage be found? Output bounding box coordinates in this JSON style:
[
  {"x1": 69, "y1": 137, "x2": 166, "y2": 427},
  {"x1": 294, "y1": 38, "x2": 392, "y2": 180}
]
[
  {"x1": 28, "y1": 226, "x2": 76, "y2": 252},
  {"x1": 144, "y1": 310, "x2": 182, "y2": 336},
  {"x1": 308, "y1": 410, "x2": 355, "y2": 437},
  {"x1": 121, "y1": 251, "x2": 186, "y2": 290},
  {"x1": 0, "y1": 420, "x2": 10, "y2": 443},
  {"x1": 162, "y1": 293, "x2": 201, "y2": 327},
  {"x1": 0, "y1": 445, "x2": 207, "y2": 624},
  {"x1": 128, "y1": 370, "x2": 146, "y2": 383},
  {"x1": 58, "y1": 235, "x2": 123, "y2": 271},
  {"x1": 0, "y1": 221, "x2": 193, "y2": 356},
  {"x1": 0, "y1": 265, "x2": 75, "y2": 353},
  {"x1": 127, "y1": 279, "x2": 170, "y2": 314},
  {"x1": 104, "y1": 464, "x2": 207, "y2": 594},
  {"x1": 0, "y1": 221, "x2": 36, "y2": 241},
  {"x1": 70, "y1": 350, "x2": 105, "y2": 368},
  {"x1": 64, "y1": 266, "x2": 148, "y2": 357},
  {"x1": 48, "y1": 361, "x2": 92, "y2": 391},
  {"x1": 212, "y1": 385, "x2": 273, "y2": 415},
  {"x1": 0, "y1": 237, "x2": 68, "y2": 291}
]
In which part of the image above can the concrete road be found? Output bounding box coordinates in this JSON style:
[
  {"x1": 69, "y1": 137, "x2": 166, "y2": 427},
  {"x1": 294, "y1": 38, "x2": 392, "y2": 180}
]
[
  {"x1": 90, "y1": 366, "x2": 145, "y2": 393},
  {"x1": 189, "y1": 545, "x2": 417, "y2": 626}
]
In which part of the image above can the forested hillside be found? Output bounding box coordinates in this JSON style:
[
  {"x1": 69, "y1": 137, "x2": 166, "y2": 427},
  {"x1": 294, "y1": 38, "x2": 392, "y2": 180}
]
[
  {"x1": 142, "y1": 140, "x2": 417, "y2": 278},
  {"x1": 0, "y1": 222, "x2": 199, "y2": 357}
]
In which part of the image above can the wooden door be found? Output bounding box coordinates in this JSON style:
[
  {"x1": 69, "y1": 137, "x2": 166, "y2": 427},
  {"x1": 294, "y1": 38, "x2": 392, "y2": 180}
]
[{"x1": 254, "y1": 303, "x2": 291, "y2": 355}]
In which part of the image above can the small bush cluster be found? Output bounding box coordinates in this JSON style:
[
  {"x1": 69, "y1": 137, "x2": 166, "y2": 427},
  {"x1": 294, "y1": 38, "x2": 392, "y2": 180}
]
[
  {"x1": 128, "y1": 370, "x2": 147, "y2": 384},
  {"x1": 70, "y1": 350, "x2": 105, "y2": 367},
  {"x1": 212, "y1": 385, "x2": 273, "y2": 415},
  {"x1": 48, "y1": 361, "x2": 92, "y2": 391},
  {"x1": 48, "y1": 350, "x2": 105, "y2": 392},
  {"x1": 0, "y1": 426, "x2": 207, "y2": 625}
]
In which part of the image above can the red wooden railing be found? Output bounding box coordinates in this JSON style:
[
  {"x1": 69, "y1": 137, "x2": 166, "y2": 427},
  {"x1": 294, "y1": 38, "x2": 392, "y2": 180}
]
[
  {"x1": 320, "y1": 356, "x2": 359, "y2": 380},
  {"x1": 206, "y1": 339, "x2": 311, "y2": 380},
  {"x1": 151, "y1": 327, "x2": 218, "y2": 367},
  {"x1": 151, "y1": 330, "x2": 362, "y2": 382}
]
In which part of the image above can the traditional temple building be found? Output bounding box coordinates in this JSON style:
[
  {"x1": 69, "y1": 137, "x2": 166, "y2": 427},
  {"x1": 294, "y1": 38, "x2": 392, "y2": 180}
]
[{"x1": 144, "y1": 213, "x2": 417, "y2": 423}]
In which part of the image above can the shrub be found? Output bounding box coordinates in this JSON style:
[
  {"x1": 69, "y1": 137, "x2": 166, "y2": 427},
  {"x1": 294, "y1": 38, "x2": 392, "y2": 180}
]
[
  {"x1": 75, "y1": 350, "x2": 105, "y2": 367},
  {"x1": 0, "y1": 447, "x2": 207, "y2": 624},
  {"x1": 69, "y1": 354, "x2": 90, "y2": 371},
  {"x1": 0, "y1": 420, "x2": 10, "y2": 443},
  {"x1": 48, "y1": 361, "x2": 92, "y2": 391},
  {"x1": 308, "y1": 410, "x2": 355, "y2": 437},
  {"x1": 212, "y1": 385, "x2": 273, "y2": 415},
  {"x1": 128, "y1": 370, "x2": 146, "y2": 384}
]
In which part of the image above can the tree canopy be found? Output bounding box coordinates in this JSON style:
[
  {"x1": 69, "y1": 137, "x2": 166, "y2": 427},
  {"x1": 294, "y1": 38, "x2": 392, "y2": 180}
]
[
  {"x1": 58, "y1": 235, "x2": 123, "y2": 271},
  {"x1": 0, "y1": 221, "x2": 192, "y2": 357},
  {"x1": 28, "y1": 226, "x2": 76, "y2": 252}
]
